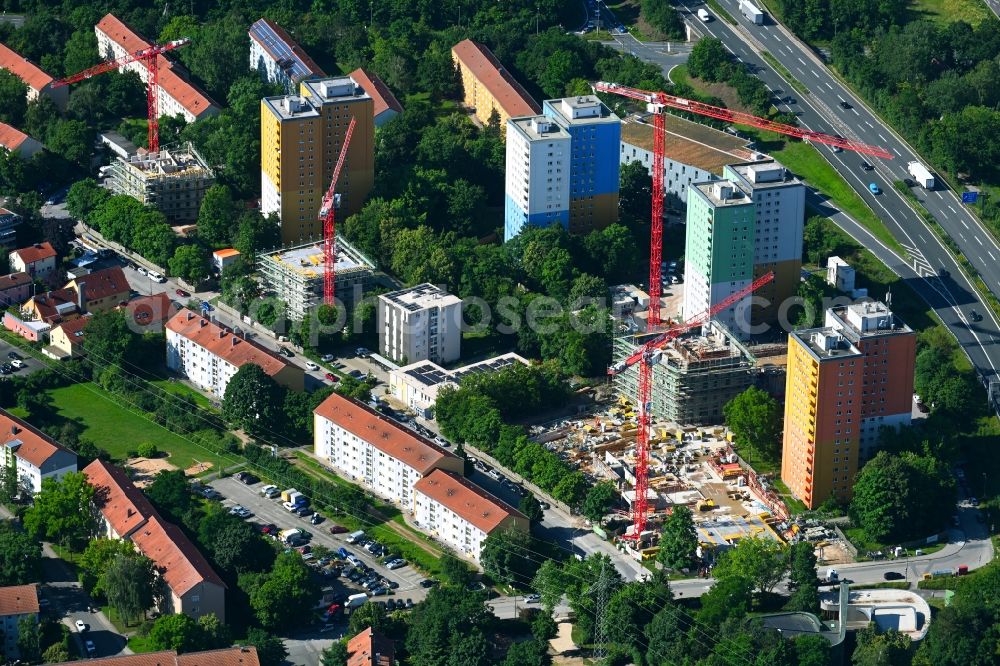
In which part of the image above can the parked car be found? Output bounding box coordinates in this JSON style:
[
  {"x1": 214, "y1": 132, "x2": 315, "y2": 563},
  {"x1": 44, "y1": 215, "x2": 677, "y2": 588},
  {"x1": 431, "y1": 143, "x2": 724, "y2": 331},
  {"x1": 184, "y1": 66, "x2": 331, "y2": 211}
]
[
  {"x1": 148, "y1": 271, "x2": 166, "y2": 283},
  {"x1": 295, "y1": 506, "x2": 314, "y2": 517},
  {"x1": 228, "y1": 505, "x2": 253, "y2": 519},
  {"x1": 329, "y1": 524, "x2": 348, "y2": 534},
  {"x1": 84, "y1": 640, "x2": 96, "y2": 657},
  {"x1": 386, "y1": 599, "x2": 397, "y2": 612},
  {"x1": 404, "y1": 599, "x2": 414, "y2": 609},
  {"x1": 420, "y1": 579, "x2": 439, "y2": 588},
  {"x1": 306, "y1": 361, "x2": 319, "y2": 371},
  {"x1": 321, "y1": 354, "x2": 335, "y2": 362},
  {"x1": 259, "y1": 523, "x2": 278, "y2": 536},
  {"x1": 386, "y1": 559, "x2": 407, "y2": 570},
  {"x1": 370, "y1": 586, "x2": 388, "y2": 596},
  {"x1": 260, "y1": 484, "x2": 280, "y2": 498},
  {"x1": 6, "y1": 351, "x2": 20, "y2": 360},
  {"x1": 278, "y1": 347, "x2": 294, "y2": 358},
  {"x1": 234, "y1": 471, "x2": 259, "y2": 485},
  {"x1": 387, "y1": 581, "x2": 399, "y2": 590},
  {"x1": 136, "y1": 266, "x2": 148, "y2": 276},
  {"x1": 356, "y1": 347, "x2": 370, "y2": 357},
  {"x1": 175, "y1": 288, "x2": 190, "y2": 297},
  {"x1": 310, "y1": 513, "x2": 324, "y2": 525},
  {"x1": 325, "y1": 372, "x2": 339, "y2": 382},
  {"x1": 75, "y1": 620, "x2": 87, "y2": 632}
]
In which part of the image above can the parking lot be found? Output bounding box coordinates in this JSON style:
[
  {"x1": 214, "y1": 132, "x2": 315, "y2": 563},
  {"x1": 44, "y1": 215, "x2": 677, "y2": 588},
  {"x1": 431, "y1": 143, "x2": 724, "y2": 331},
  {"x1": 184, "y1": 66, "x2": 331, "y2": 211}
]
[
  {"x1": 0, "y1": 339, "x2": 41, "y2": 378},
  {"x1": 209, "y1": 477, "x2": 431, "y2": 602}
]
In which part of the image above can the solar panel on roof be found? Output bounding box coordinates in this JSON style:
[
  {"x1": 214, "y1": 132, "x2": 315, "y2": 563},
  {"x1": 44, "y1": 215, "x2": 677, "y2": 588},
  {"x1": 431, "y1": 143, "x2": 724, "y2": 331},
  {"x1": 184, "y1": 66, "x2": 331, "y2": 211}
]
[{"x1": 250, "y1": 20, "x2": 314, "y2": 82}]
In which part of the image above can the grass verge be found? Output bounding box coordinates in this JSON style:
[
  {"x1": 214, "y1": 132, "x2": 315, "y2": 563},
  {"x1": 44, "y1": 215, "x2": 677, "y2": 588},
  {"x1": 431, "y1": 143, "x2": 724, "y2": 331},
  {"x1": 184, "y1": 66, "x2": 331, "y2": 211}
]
[
  {"x1": 149, "y1": 378, "x2": 213, "y2": 409},
  {"x1": 844, "y1": 526, "x2": 947, "y2": 558},
  {"x1": 760, "y1": 51, "x2": 809, "y2": 97},
  {"x1": 706, "y1": 0, "x2": 737, "y2": 24},
  {"x1": 909, "y1": 0, "x2": 992, "y2": 25},
  {"x1": 849, "y1": 581, "x2": 912, "y2": 590}
]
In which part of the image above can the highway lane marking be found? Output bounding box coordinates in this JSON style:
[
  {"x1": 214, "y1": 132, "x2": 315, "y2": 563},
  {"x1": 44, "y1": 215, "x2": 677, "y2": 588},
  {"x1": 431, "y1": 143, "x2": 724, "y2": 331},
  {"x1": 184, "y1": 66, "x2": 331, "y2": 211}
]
[
  {"x1": 811, "y1": 69, "x2": 820, "y2": 78},
  {"x1": 919, "y1": 234, "x2": 928, "y2": 244},
  {"x1": 935, "y1": 191, "x2": 943, "y2": 199},
  {"x1": 826, "y1": 82, "x2": 833, "y2": 90},
  {"x1": 977, "y1": 236, "x2": 984, "y2": 246},
  {"x1": 866, "y1": 121, "x2": 874, "y2": 128},
  {"x1": 949, "y1": 205, "x2": 958, "y2": 215},
  {"x1": 797, "y1": 57, "x2": 806, "y2": 66},
  {"x1": 879, "y1": 133, "x2": 888, "y2": 142},
  {"x1": 990, "y1": 251, "x2": 997, "y2": 261},
  {"x1": 961, "y1": 219, "x2": 969, "y2": 229}
]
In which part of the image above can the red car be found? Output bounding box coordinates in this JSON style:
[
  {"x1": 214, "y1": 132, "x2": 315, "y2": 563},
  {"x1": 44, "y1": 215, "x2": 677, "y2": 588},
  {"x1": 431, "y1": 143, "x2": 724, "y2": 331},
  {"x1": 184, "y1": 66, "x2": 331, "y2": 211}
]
[
  {"x1": 325, "y1": 372, "x2": 339, "y2": 382},
  {"x1": 329, "y1": 525, "x2": 347, "y2": 534},
  {"x1": 175, "y1": 288, "x2": 190, "y2": 297},
  {"x1": 259, "y1": 524, "x2": 277, "y2": 536}
]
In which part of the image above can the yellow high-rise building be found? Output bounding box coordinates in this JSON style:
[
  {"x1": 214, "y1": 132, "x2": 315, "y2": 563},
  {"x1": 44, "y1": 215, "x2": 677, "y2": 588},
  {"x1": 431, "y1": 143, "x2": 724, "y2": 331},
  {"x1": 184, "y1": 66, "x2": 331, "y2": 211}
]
[{"x1": 261, "y1": 77, "x2": 375, "y2": 245}]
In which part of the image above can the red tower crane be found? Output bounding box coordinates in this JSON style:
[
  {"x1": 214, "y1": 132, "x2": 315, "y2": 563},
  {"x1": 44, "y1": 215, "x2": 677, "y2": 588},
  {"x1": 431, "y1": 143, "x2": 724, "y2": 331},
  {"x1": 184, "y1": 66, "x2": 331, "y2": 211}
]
[
  {"x1": 53, "y1": 39, "x2": 190, "y2": 154},
  {"x1": 610, "y1": 272, "x2": 774, "y2": 539},
  {"x1": 592, "y1": 81, "x2": 893, "y2": 540},
  {"x1": 592, "y1": 80, "x2": 892, "y2": 329},
  {"x1": 319, "y1": 116, "x2": 357, "y2": 306}
]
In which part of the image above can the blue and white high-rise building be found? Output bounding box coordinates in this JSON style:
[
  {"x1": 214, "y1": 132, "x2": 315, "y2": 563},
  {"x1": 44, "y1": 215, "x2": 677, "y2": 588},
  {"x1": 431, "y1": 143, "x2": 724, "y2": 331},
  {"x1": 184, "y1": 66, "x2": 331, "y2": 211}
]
[{"x1": 504, "y1": 116, "x2": 572, "y2": 242}]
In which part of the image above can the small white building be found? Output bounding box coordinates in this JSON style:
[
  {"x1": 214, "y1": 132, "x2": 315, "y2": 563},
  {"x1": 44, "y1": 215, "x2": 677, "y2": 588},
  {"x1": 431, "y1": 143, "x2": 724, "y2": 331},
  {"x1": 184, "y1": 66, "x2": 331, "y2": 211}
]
[
  {"x1": 165, "y1": 308, "x2": 304, "y2": 398},
  {"x1": 413, "y1": 469, "x2": 528, "y2": 561},
  {"x1": 377, "y1": 283, "x2": 463, "y2": 365},
  {"x1": 0, "y1": 410, "x2": 77, "y2": 495},
  {"x1": 0, "y1": 584, "x2": 38, "y2": 660},
  {"x1": 389, "y1": 352, "x2": 530, "y2": 417},
  {"x1": 9, "y1": 241, "x2": 56, "y2": 280},
  {"x1": 249, "y1": 18, "x2": 325, "y2": 93},
  {"x1": 826, "y1": 256, "x2": 856, "y2": 292},
  {"x1": 313, "y1": 392, "x2": 464, "y2": 510},
  {"x1": 503, "y1": 115, "x2": 572, "y2": 241}
]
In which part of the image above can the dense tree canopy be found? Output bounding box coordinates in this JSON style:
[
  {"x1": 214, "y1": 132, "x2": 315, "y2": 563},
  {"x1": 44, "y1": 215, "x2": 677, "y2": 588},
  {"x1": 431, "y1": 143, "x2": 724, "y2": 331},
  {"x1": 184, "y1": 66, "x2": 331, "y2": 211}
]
[{"x1": 723, "y1": 387, "x2": 783, "y2": 463}]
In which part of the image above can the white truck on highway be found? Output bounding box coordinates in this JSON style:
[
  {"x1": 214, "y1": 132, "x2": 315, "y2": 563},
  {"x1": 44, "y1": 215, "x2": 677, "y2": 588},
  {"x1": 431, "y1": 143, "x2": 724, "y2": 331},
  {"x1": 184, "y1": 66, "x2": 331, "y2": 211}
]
[
  {"x1": 908, "y1": 161, "x2": 935, "y2": 189},
  {"x1": 697, "y1": 8, "x2": 711, "y2": 21},
  {"x1": 739, "y1": 0, "x2": 765, "y2": 24}
]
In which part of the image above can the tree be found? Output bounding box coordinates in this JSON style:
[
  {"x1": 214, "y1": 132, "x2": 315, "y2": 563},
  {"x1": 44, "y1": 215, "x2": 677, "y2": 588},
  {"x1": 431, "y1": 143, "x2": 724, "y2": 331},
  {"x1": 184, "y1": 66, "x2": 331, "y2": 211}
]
[
  {"x1": 348, "y1": 600, "x2": 388, "y2": 635},
  {"x1": 852, "y1": 625, "x2": 912, "y2": 666},
  {"x1": 47, "y1": 119, "x2": 94, "y2": 165},
  {"x1": 16, "y1": 615, "x2": 41, "y2": 663},
  {"x1": 448, "y1": 627, "x2": 492, "y2": 666},
  {"x1": 196, "y1": 184, "x2": 238, "y2": 247},
  {"x1": 83, "y1": 309, "x2": 138, "y2": 370},
  {"x1": 519, "y1": 494, "x2": 544, "y2": 523},
  {"x1": 550, "y1": 471, "x2": 589, "y2": 507},
  {"x1": 23, "y1": 472, "x2": 96, "y2": 550},
  {"x1": 645, "y1": 603, "x2": 694, "y2": 666},
  {"x1": 723, "y1": 387, "x2": 782, "y2": 463},
  {"x1": 244, "y1": 627, "x2": 289, "y2": 666},
  {"x1": 169, "y1": 244, "x2": 211, "y2": 285},
  {"x1": 641, "y1": 0, "x2": 685, "y2": 40},
  {"x1": 406, "y1": 586, "x2": 494, "y2": 666},
  {"x1": 239, "y1": 552, "x2": 318, "y2": 631},
  {"x1": 786, "y1": 542, "x2": 820, "y2": 614},
  {"x1": 320, "y1": 641, "x2": 348, "y2": 666},
  {"x1": 0, "y1": 521, "x2": 42, "y2": 586},
  {"x1": 148, "y1": 613, "x2": 209, "y2": 653},
  {"x1": 687, "y1": 37, "x2": 731, "y2": 82},
  {"x1": 100, "y1": 553, "x2": 157, "y2": 626},
  {"x1": 657, "y1": 505, "x2": 699, "y2": 571},
  {"x1": 66, "y1": 178, "x2": 110, "y2": 221},
  {"x1": 712, "y1": 537, "x2": 787, "y2": 594},
  {"x1": 222, "y1": 363, "x2": 287, "y2": 438},
  {"x1": 78, "y1": 538, "x2": 136, "y2": 594},
  {"x1": 145, "y1": 470, "x2": 195, "y2": 524},
  {"x1": 794, "y1": 633, "x2": 832, "y2": 666},
  {"x1": 205, "y1": 513, "x2": 275, "y2": 576},
  {"x1": 441, "y1": 553, "x2": 474, "y2": 588},
  {"x1": 0, "y1": 70, "x2": 28, "y2": 126},
  {"x1": 481, "y1": 528, "x2": 539, "y2": 586},
  {"x1": 581, "y1": 481, "x2": 618, "y2": 523},
  {"x1": 503, "y1": 639, "x2": 549, "y2": 666},
  {"x1": 698, "y1": 574, "x2": 753, "y2": 625}
]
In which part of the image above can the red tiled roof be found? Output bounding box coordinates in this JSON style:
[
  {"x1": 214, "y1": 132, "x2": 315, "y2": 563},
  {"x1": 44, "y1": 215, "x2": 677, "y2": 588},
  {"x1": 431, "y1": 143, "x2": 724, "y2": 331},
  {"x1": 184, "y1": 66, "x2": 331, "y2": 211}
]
[
  {"x1": 166, "y1": 308, "x2": 292, "y2": 378},
  {"x1": 125, "y1": 293, "x2": 175, "y2": 327},
  {"x1": 313, "y1": 393, "x2": 457, "y2": 474},
  {"x1": 0, "y1": 271, "x2": 31, "y2": 290},
  {"x1": 0, "y1": 43, "x2": 54, "y2": 91},
  {"x1": 348, "y1": 68, "x2": 402, "y2": 119},
  {"x1": 0, "y1": 583, "x2": 38, "y2": 616},
  {"x1": 414, "y1": 469, "x2": 524, "y2": 533},
  {"x1": 52, "y1": 647, "x2": 260, "y2": 666},
  {"x1": 451, "y1": 39, "x2": 540, "y2": 117},
  {"x1": 130, "y1": 515, "x2": 226, "y2": 596},
  {"x1": 0, "y1": 121, "x2": 30, "y2": 151},
  {"x1": 95, "y1": 14, "x2": 218, "y2": 118},
  {"x1": 347, "y1": 627, "x2": 395, "y2": 666},
  {"x1": 251, "y1": 19, "x2": 325, "y2": 79},
  {"x1": 83, "y1": 459, "x2": 157, "y2": 538},
  {"x1": 27, "y1": 287, "x2": 78, "y2": 323},
  {"x1": 0, "y1": 409, "x2": 75, "y2": 469},
  {"x1": 11, "y1": 241, "x2": 55, "y2": 265},
  {"x1": 70, "y1": 266, "x2": 130, "y2": 303},
  {"x1": 54, "y1": 314, "x2": 90, "y2": 346}
]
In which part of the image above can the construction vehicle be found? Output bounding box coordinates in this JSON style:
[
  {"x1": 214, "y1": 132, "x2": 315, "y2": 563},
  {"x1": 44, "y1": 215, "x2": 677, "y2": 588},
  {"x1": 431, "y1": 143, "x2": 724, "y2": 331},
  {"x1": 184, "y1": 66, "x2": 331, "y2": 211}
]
[{"x1": 697, "y1": 499, "x2": 716, "y2": 511}]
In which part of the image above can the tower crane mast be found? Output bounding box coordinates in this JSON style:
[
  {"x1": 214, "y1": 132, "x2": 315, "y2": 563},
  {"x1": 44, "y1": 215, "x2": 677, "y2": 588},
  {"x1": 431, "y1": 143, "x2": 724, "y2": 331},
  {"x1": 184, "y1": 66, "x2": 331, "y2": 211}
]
[{"x1": 319, "y1": 116, "x2": 357, "y2": 306}]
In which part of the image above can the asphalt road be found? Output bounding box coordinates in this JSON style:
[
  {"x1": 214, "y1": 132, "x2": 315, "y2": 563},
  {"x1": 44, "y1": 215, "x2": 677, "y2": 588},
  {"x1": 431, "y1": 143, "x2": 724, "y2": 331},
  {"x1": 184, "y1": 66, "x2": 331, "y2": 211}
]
[
  {"x1": 602, "y1": 33, "x2": 692, "y2": 76},
  {"x1": 0, "y1": 338, "x2": 40, "y2": 379},
  {"x1": 678, "y1": 0, "x2": 1000, "y2": 394},
  {"x1": 986, "y1": 0, "x2": 1000, "y2": 20}
]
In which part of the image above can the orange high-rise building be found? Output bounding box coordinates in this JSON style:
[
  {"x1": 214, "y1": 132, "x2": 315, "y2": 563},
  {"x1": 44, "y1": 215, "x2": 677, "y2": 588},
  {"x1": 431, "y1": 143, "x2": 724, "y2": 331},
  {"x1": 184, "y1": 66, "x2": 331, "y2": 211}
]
[{"x1": 781, "y1": 301, "x2": 915, "y2": 508}]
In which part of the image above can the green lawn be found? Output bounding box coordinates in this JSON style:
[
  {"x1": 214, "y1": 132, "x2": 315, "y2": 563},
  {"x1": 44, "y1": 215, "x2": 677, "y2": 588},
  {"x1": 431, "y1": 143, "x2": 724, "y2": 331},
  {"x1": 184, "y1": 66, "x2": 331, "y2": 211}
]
[
  {"x1": 149, "y1": 378, "x2": 213, "y2": 409},
  {"x1": 43, "y1": 383, "x2": 223, "y2": 471},
  {"x1": 910, "y1": 0, "x2": 992, "y2": 25}
]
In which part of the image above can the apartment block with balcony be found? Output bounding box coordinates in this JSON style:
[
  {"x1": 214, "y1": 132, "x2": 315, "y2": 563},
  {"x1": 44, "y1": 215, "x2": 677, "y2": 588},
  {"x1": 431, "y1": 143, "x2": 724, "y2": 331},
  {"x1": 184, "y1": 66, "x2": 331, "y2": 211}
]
[
  {"x1": 503, "y1": 115, "x2": 571, "y2": 241},
  {"x1": 377, "y1": 283, "x2": 463, "y2": 365}
]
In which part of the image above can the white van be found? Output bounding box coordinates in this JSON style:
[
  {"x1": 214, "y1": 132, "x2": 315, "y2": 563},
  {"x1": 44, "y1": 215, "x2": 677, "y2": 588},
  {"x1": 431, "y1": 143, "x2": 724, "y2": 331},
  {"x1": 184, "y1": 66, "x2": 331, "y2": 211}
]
[
  {"x1": 148, "y1": 270, "x2": 166, "y2": 283},
  {"x1": 346, "y1": 530, "x2": 366, "y2": 544},
  {"x1": 697, "y1": 8, "x2": 711, "y2": 21}
]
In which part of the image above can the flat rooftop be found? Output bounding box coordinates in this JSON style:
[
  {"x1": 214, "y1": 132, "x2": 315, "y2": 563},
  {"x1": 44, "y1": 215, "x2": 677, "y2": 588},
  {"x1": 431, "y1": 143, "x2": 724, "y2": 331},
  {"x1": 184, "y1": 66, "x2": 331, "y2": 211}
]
[
  {"x1": 301, "y1": 77, "x2": 369, "y2": 106},
  {"x1": 726, "y1": 160, "x2": 802, "y2": 190},
  {"x1": 381, "y1": 283, "x2": 461, "y2": 312},
  {"x1": 829, "y1": 301, "x2": 912, "y2": 339},
  {"x1": 545, "y1": 96, "x2": 620, "y2": 126},
  {"x1": 792, "y1": 327, "x2": 863, "y2": 360},
  {"x1": 262, "y1": 94, "x2": 320, "y2": 121},
  {"x1": 692, "y1": 180, "x2": 752, "y2": 207},
  {"x1": 119, "y1": 143, "x2": 212, "y2": 178},
  {"x1": 509, "y1": 115, "x2": 571, "y2": 142},
  {"x1": 261, "y1": 239, "x2": 372, "y2": 278},
  {"x1": 621, "y1": 114, "x2": 753, "y2": 174}
]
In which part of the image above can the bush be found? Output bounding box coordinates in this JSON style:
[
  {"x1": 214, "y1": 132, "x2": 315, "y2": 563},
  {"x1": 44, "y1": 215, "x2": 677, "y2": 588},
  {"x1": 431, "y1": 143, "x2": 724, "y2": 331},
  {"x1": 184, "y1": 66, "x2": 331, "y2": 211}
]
[{"x1": 136, "y1": 442, "x2": 158, "y2": 458}]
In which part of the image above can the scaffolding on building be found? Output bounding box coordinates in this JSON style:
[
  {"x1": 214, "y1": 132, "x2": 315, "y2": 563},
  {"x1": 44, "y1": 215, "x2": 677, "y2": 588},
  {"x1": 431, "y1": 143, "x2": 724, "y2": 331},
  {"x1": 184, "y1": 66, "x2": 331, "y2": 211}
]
[
  {"x1": 108, "y1": 141, "x2": 215, "y2": 224},
  {"x1": 257, "y1": 237, "x2": 375, "y2": 319},
  {"x1": 612, "y1": 322, "x2": 757, "y2": 426}
]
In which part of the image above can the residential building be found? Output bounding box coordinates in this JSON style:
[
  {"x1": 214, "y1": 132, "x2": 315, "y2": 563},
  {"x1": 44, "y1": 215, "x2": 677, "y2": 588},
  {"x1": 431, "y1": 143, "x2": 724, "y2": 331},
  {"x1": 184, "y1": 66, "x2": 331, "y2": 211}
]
[
  {"x1": 0, "y1": 584, "x2": 38, "y2": 661},
  {"x1": 84, "y1": 459, "x2": 227, "y2": 622},
  {"x1": 107, "y1": 142, "x2": 215, "y2": 224},
  {"x1": 682, "y1": 180, "x2": 756, "y2": 338},
  {"x1": 377, "y1": 283, "x2": 463, "y2": 365},
  {"x1": 542, "y1": 96, "x2": 621, "y2": 234},
  {"x1": 619, "y1": 114, "x2": 753, "y2": 209},
  {"x1": 257, "y1": 237, "x2": 375, "y2": 319},
  {"x1": 722, "y1": 160, "x2": 805, "y2": 327},
  {"x1": 611, "y1": 324, "x2": 755, "y2": 425},
  {"x1": 0, "y1": 410, "x2": 77, "y2": 494},
  {"x1": 0, "y1": 121, "x2": 42, "y2": 159},
  {"x1": 347, "y1": 627, "x2": 395, "y2": 666},
  {"x1": 390, "y1": 353, "x2": 530, "y2": 417},
  {"x1": 0, "y1": 208, "x2": 22, "y2": 248},
  {"x1": 10, "y1": 242, "x2": 56, "y2": 280},
  {"x1": 781, "y1": 301, "x2": 915, "y2": 508},
  {"x1": 826, "y1": 256, "x2": 856, "y2": 293},
  {"x1": 166, "y1": 308, "x2": 305, "y2": 397},
  {"x1": 95, "y1": 14, "x2": 219, "y2": 124},
  {"x1": 124, "y1": 293, "x2": 175, "y2": 331},
  {"x1": 47, "y1": 646, "x2": 260, "y2": 666},
  {"x1": 503, "y1": 115, "x2": 571, "y2": 241},
  {"x1": 212, "y1": 248, "x2": 240, "y2": 273},
  {"x1": 44, "y1": 315, "x2": 90, "y2": 360},
  {"x1": 451, "y1": 39, "x2": 540, "y2": 135},
  {"x1": 0, "y1": 272, "x2": 31, "y2": 307},
  {"x1": 260, "y1": 77, "x2": 375, "y2": 244},
  {"x1": 65, "y1": 266, "x2": 130, "y2": 314},
  {"x1": 21, "y1": 287, "x2": 78, "y2": 325},
  {"x1": 249, "y1": 18, "x2": 324, "y2": 93},
  {"x1": 413, "y1": 469, "x2": 528, "y2": 561},
  {"x1": 100, "y1": 130, "x2": 138, "y2": 159},
  {"x1": 0, "y1": 43, "x2": 67, "y2": 110},
  {"x1": 2, "y1": 313, "x2": 50, "y2": 341},
  {"x1": 313, "y1": 392, "x2": 464, "y2": 510},
  {"x1": 349, "y1": 68, "x2": 403, "y2": 128}
]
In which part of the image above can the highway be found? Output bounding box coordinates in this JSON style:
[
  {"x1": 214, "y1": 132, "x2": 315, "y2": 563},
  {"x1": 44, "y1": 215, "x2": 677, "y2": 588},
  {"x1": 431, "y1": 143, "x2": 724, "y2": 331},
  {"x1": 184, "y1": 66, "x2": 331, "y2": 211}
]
[{"x1": 675, "y1": 0, "x2": 1000, "y2": 396}]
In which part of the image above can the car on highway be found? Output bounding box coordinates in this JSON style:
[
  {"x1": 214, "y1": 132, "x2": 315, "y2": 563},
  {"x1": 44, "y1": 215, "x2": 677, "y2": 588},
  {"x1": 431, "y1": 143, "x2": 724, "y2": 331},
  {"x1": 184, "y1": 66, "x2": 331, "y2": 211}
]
[
  {"x1": 869, "y1": 182, "x2": 881, "y2": 195},
  {"x1": 839, "y1": 101, "x2": 852, "y2": 110},
  {"x1": 861, "y1": 160, "x2": 874, "y2": 171},
  {"x1": 783, "y1": 96, "x2": 796, "y2": 105},
  {"x1": 325, "y1": 372, "x2": 339, "y2": 382},
  {"x1": 883, "y1": 571, "x2": 905, "y2": 581},
  {"x1": 175, "y1": 288, "x2": 190, "y2": 297},
  {"x1": 75, "y1": 620, "x2": 87, "y2": 632},
  {"x1": 306, "y1": 361, "x2": 319, "y2": 371},
  {"x1": 971, "y1": 310, "x2": 983, "y2": 322}
]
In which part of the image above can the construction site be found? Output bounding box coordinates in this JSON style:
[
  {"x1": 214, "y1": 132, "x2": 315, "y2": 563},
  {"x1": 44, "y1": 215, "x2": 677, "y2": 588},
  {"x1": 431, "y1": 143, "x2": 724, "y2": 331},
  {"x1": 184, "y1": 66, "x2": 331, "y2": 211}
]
[
  {"x1": 108, "y1": 141, "x2": 215, "y2": 224},
  {"x1": 257, "y1": 237, "x2": 375, "y2": 319}
]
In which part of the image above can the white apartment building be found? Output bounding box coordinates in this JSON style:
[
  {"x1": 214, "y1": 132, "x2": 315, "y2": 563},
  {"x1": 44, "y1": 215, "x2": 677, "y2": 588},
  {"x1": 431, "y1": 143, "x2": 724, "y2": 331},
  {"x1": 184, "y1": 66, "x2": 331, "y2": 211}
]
[
  {"x1": 0, "y1": 584, "x2": 38, "y2": 660},
  {"x1": 378, "y1": 283, "x2": 463, "y2": 365},
  {"x1": 0, "y1": 410, "x2": 77, "y2": 495},
  {"x1": 249, "y1": 18, "x2": 325, "y2": 93},
  {"x1": 413, "y1": 469, "x2": 528, "y2": 561},
  {"x1": 165, "y1": 308, "x2": 304, "y2": 398},
  {"x1": 313, "y1": 393, "x2": 463, "y2": 510},
  {"x1": 95, "y1": 14, "x2": 218, "y2": 124},
  {"x1": 503, "y1": 115, "x2": 571, "y2": 241}
]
